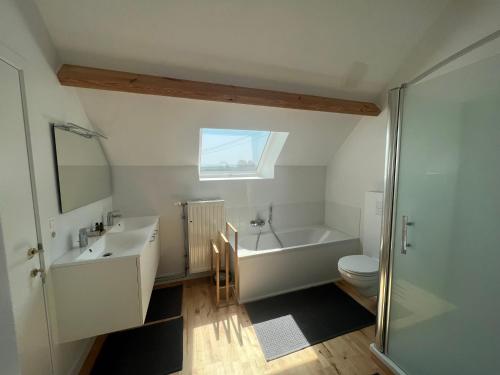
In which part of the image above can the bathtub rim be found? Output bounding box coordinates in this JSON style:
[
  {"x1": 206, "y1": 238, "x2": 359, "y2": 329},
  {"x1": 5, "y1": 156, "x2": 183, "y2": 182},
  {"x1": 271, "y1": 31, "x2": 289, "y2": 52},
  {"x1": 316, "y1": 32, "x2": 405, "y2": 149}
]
[{"x1": 238, "y1": 225, "x2": 359, "y2": 259}]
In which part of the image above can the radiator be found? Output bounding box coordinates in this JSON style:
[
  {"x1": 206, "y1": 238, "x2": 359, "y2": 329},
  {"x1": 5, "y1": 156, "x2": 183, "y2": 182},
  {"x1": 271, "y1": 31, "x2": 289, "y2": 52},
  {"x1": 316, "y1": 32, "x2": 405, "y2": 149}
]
[{"x1": 187, "y1": 200, "x2": 225, "y2": 273}]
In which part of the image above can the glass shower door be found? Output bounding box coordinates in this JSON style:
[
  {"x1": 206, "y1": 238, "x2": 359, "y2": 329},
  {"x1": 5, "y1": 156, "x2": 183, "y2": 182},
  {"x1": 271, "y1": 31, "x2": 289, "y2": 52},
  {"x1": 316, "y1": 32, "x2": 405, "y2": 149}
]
[{"x1": 386, "y1": 52, "x2": 500, "y2": 374}]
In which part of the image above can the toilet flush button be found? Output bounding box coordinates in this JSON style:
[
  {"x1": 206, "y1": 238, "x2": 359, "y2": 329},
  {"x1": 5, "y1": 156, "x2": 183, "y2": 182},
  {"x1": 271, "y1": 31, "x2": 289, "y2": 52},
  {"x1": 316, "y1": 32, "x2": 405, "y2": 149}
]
[
  {"x1": 49, "y1": 217, "x2": 56, "y2": 238},
  {"x1": 375, "y1": 200, "x2": 383, "y2": 216}
]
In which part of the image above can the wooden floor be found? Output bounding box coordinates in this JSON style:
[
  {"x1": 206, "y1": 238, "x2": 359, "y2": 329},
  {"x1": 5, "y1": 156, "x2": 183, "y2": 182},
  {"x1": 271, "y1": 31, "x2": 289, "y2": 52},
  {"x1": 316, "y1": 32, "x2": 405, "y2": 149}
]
[
  {"x1": 174, "y1": 278, "x2": 388, "y2": 375},
  {"x1": 81, "y1": 279, "x2": 389, "y2": 375}
]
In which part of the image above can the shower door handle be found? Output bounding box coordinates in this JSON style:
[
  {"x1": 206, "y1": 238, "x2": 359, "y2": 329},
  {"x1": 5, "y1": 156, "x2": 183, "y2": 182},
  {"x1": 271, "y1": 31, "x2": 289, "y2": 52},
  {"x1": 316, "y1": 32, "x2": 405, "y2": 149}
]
[{"x1": 401, "y1": 215, "x2": 413, "y2": 254}]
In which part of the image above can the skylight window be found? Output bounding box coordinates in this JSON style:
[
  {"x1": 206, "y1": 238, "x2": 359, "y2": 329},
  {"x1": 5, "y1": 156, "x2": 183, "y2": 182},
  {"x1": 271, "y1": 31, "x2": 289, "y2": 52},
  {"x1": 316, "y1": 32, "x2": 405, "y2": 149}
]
[{"x1": 199, "y1": 128, "x2": 288, "y2": 180}]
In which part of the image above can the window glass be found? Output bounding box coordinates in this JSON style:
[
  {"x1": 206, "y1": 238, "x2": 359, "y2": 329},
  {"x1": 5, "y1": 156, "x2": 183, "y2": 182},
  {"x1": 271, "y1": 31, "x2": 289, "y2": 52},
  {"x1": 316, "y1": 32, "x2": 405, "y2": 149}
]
[{"x1": 199, "y1": 128, "x2": 270, "y2": 175}]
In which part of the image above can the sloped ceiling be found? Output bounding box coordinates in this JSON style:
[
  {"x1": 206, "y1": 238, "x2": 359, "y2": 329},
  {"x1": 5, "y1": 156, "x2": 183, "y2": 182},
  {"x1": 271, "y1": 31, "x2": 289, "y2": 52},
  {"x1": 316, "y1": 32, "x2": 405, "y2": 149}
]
[
  {"x1": 35, "y1": 0, "x2": 451, "y2": 166},
  {"x1": 35, "y1": 0, "x2": 450, "y2": 101},
  {"x1": 77, "y1": 89, "x2": 360, "y2": 166}
]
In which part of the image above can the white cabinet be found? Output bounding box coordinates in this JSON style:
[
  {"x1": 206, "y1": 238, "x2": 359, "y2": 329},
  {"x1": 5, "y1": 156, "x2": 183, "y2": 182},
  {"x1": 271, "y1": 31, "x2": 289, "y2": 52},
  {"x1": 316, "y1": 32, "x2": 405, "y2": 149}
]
[
  {"x1": 139, "y1": 222, "x2": 160, "y2": 318},
  {"x1": 50, "y1": 217, "x2": 160, "y2": 343}
]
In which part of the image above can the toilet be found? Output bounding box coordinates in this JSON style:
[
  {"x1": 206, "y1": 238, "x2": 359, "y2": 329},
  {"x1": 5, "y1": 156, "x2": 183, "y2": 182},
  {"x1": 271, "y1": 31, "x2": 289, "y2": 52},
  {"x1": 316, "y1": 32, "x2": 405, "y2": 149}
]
[
  {"x1": 338, "y1": 255, "x2": 379, "y2": 296},
  {"x1": 338, "y1": 191, "x2": 383, "y2": 297}
]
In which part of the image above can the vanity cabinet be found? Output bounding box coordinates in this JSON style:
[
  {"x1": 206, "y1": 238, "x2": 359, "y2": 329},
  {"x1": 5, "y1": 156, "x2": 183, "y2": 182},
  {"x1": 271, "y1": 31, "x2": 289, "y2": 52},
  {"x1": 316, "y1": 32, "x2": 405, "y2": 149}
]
[
  {"x1": 139, "y1": 223, "x2": 160, "y2": 318},
  {"x1": 50, "y1": 217, "x2": 160, "y2": 343}
]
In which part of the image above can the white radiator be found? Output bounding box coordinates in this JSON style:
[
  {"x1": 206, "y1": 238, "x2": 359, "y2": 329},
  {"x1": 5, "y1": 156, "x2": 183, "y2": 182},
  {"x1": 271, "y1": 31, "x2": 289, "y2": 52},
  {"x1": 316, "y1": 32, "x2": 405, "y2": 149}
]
[{"x1": 187, "y1": 200, "x2": 225, "y2": 273}]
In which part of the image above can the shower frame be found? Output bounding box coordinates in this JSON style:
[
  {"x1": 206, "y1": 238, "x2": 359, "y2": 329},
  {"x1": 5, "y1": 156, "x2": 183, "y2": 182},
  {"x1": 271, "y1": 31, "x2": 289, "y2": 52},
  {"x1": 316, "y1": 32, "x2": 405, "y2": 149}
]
[{"x1": 374, "y1": 29, "x2": 500, "y2": 356}]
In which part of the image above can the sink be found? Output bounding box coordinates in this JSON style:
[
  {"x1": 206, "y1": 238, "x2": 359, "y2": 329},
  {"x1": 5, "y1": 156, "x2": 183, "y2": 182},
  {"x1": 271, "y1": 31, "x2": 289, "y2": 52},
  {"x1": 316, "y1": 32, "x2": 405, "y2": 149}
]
[
  {"x1": 104, "y1": 231, "x2": 148, "y2": 252},
  {"x1": 53, "y1": 216, "x2": 159, "y2": 266},
  {"x1": 75, "y1": 231, "x2": 146, "y2": 262},
  {"x1": 50, "y1": 216, "x2": 160, "y2": 342},
  {"x1": 108, "y1": 216, "x2": 158, "y2": 233}
]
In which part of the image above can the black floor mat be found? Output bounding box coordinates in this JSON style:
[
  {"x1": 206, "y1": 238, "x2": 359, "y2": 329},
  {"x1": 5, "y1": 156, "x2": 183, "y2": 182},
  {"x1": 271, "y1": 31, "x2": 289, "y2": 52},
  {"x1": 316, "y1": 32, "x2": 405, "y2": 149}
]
[
  {"x1": 91, "y1": 318, "x2": 183, "y2": 375},
  {"x1": 245, "y1": 283, "x2": 375, "y2": 361},
  {"x1": 145, "y1": 285, "x2": 183, "y2": 323}
]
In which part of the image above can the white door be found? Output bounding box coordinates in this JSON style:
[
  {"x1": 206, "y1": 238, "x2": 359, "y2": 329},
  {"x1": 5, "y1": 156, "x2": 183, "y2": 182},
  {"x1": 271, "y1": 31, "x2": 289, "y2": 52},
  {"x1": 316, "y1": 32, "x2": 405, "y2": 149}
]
[{"x1": 0, "y1": 60, "x2": 52, "y2": 374}]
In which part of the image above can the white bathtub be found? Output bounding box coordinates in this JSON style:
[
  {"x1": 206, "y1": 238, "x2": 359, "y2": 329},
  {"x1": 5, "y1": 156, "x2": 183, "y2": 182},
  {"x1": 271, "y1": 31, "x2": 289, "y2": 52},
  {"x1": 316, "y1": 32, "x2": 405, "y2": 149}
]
[{"x1": 237, "y1": 225, "x2": 361, "y2": 303}]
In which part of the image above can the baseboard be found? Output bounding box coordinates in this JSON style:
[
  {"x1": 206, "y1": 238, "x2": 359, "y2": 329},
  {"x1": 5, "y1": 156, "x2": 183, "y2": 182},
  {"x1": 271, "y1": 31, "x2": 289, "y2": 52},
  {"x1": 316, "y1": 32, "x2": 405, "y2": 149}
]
[
  {"x1": 370, "y1": 344, "x2": 406, "y2": 375},
  {"x1": 239, "y1": 277, "x2": 342, "y2": 304},
  {"x1": 155, "y1": 271, "x2": 211, "y2": 285},
  {"x1": 76, "y1": 335, "x2": 107, "y2": 375},
  {"x1": 66, "y1": 338, "x2": 94, "y2": 375},
  {"x1": 155, "y1": 272, "x2": 185, "y2": 283}
]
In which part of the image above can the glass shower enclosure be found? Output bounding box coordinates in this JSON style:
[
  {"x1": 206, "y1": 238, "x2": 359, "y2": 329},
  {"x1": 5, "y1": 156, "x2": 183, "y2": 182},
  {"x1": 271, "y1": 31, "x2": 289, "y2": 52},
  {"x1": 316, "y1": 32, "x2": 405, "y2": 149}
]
[{"x1": 374, "y1": 34, "x2": 500, "y2": 374}]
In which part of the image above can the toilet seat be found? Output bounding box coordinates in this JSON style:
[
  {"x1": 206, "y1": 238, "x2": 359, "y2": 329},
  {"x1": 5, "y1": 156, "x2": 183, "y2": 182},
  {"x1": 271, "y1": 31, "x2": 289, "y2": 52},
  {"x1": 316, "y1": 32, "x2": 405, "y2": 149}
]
[{"x1": 338, "y1": 255, "x2": 379, "y2": 277}]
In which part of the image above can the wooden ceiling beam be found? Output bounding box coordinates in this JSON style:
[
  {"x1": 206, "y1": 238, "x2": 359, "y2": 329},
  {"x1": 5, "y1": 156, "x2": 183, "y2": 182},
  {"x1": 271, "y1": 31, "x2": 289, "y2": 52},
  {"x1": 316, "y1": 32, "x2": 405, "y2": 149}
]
[{"x1": 57, "y1": 64, "x2": 380, "y2": 116}]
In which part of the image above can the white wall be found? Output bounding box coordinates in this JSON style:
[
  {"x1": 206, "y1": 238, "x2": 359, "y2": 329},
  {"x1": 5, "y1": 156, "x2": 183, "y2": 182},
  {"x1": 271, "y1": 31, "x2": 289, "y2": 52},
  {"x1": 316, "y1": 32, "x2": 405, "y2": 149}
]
[
  {"x1": 324, "y1": 0, "x2": 500, "y2": 250},
  {"x1": 112, "y1": 165, "x2": 326, "y2": 277},
  {"x1": 0, "y1": 0, "x2": 112, "y2": 374},
  {"x1": 325, "y1": 110, "x2": 388, "y2": 237}
]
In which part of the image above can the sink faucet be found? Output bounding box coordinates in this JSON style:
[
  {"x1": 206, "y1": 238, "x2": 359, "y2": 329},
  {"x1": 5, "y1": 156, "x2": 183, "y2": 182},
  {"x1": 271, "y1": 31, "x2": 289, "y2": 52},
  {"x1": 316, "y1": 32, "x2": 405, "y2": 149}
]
[
  {"x1": 79, "y1": 227, "x2": 89, "y2": 248},
  {"x1": 106, "y1": 210, "x2": 122, "y2": 226}
]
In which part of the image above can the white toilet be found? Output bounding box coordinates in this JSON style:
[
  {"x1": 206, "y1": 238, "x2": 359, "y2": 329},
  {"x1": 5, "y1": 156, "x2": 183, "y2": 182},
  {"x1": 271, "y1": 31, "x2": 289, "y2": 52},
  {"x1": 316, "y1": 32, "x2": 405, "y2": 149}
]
[
  {"x1": 338, "y1": 191, "x2": 383, "y2": 297},
  {"x1": 338, "y1": 255, "x2": 379, "y2": 296}
]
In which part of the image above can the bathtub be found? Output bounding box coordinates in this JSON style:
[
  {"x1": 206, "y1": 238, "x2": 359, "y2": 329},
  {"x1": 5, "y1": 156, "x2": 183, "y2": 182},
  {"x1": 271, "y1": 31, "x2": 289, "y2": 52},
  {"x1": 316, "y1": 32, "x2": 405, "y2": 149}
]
[{"x1": 237, "y1": 225, "x2": 360, "y2": 303}]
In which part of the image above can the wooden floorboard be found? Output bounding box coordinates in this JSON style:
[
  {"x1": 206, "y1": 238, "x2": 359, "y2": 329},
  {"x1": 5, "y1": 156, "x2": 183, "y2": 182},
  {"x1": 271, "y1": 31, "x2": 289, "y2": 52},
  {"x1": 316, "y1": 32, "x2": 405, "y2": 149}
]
[
  {"x1": 79, "y1": 335, "x2": 107, "y2": 375},
  {"x1": 82, "y1": 278, "x2": 390, "y2": 375},
  {"x1": 176, "y1": 278, "x2": 389, "y2": 375}
]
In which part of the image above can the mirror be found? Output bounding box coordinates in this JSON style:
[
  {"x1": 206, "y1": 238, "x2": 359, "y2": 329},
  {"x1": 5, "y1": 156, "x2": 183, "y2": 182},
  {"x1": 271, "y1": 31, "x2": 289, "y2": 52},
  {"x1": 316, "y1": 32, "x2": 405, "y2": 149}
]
[{"x1": 52, "y1": 124, "x2": 112, "y2": 213}]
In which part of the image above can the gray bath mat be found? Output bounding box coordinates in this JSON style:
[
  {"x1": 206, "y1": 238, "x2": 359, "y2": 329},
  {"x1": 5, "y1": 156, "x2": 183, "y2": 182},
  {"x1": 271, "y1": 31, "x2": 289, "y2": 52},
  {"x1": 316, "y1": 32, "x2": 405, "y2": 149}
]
[{"x1": 245, "y1": 283, "x2": 375, "y2": 361}]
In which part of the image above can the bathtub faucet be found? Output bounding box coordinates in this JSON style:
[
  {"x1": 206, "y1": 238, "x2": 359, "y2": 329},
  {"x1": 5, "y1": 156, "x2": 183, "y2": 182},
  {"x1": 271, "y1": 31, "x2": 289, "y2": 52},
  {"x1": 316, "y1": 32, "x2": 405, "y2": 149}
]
[
  {"x1": 251, "y1": 217, "x2": 265, "y2": 251},
  {"x1": 268, "y1": 204, "x2": 284, "y2": 248},
  {"x1": 250, "y1": 218, "x2": 265, "y2": 227}
]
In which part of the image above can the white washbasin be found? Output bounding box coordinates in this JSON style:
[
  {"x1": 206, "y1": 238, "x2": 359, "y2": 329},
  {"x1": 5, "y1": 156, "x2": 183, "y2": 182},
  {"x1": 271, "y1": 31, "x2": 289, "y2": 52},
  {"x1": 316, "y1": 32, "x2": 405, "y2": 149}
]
[
  {"x1": 53, "y1": 216, "x2": 159, "y2": 267},
  {"x1": 76, "y1": 231, "x2": 146, "y2": 261},
  {"x1": 108, "y1": 216, "x2": 158, "y2": 233}
]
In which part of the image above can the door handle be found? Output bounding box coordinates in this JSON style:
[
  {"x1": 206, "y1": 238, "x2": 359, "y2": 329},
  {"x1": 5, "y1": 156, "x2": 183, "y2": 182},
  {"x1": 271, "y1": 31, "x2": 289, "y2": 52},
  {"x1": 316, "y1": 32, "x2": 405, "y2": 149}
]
[{"x1": 401, "y1": 215, "x2": 413, "y2": 254}]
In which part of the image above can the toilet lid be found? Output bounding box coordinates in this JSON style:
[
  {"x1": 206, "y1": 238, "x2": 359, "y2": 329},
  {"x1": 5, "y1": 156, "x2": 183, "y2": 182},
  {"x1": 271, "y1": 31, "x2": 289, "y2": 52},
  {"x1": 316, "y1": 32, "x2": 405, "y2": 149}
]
[{"x1": 339, "y1": 255, "x2": 379, "y2": 276}]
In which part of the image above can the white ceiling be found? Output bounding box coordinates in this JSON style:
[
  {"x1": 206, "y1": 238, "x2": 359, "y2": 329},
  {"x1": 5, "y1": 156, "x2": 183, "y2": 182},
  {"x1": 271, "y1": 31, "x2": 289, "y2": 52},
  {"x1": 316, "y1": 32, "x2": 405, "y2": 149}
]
[
  {"x1": 35, "y1": 0, "x2": 450, "y2": 101},
  {"x1": 77, "y1": 89, "x2": 360, "y2": 166},
  {"x1": 34, "y1": 0, "x2": 452, "y2": 167}
]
